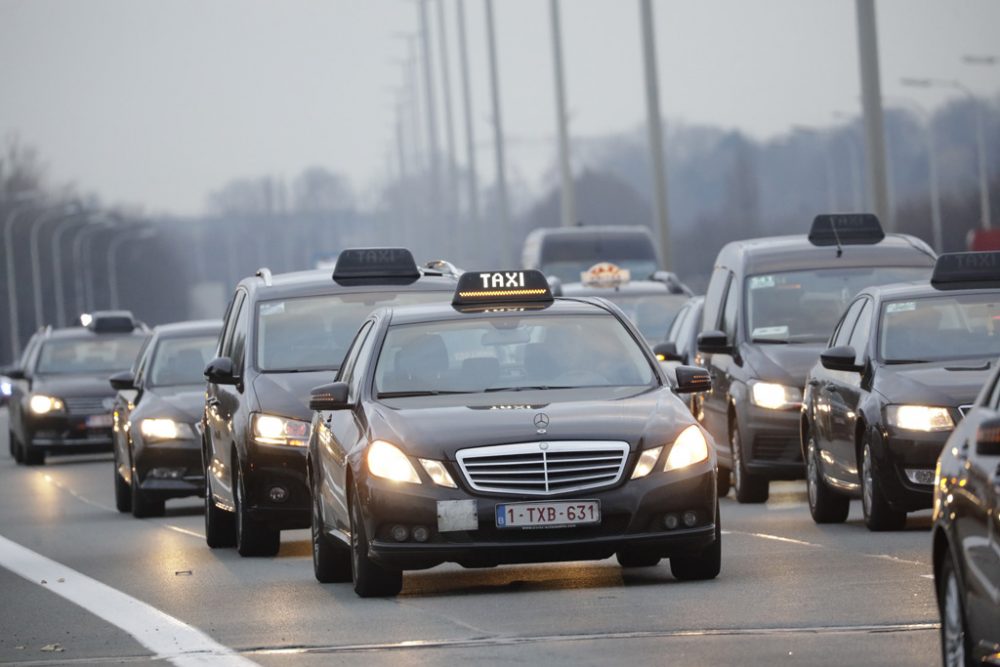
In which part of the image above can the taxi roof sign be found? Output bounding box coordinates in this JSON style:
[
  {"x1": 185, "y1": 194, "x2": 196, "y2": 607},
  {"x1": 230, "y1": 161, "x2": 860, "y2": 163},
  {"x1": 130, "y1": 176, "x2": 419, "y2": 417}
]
[
  {"x1": 332, "y1": 248, "x2": 420, "y2": 284},
  {"x1": 808, "y1": 214, "x2": 885, "y2": 247},
  {"x1": 86, "y1": 310, "x2": 138, "y2": 333},
  {"x1": 581, "y1": 262, "x2": 630, "y2": 288},
  {"x1": 453, "y1": 270, "x2": 554, "y2": 306},
  {"x1": 931, "y1": 251, "x2": 1000, "y2": 290}
]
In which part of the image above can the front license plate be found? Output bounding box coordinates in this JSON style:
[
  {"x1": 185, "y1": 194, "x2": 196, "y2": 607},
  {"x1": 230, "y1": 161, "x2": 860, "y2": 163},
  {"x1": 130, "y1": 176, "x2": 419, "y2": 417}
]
[
  {"x1": 85, "y1": 414, "x2": 113, "y2": 429},
  {"x1": 495, "y1": 500, "x2": 600, "y2": 529}
]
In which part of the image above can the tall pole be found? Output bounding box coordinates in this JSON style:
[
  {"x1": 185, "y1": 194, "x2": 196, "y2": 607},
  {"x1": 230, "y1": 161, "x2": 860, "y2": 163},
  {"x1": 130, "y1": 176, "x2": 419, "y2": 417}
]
[
  {"x1": 4, "y1": 202, "x2": 38, "y2": 359},
  {"x1": 418, "y1": 0, "x2": 442, "y2": 219},
  {"x1": 855, "y1": 0, "x2": 891, "y2": 228},
  {"x1": 639, "y1": 0, "x2": 671, "y2": 269},
  {"x1": 455, "y1": 0, "x2": 480, "y2": 247},
  {"x1": 973, "y1": 99, "x2": 991, "y2": 229},
  {"x1": 484, "y1": 0, "x2": 512, "y2": 264},
  {"x1": 435, "y1": 0, "x2": 459, "y2": 219},
  {"x1": 550, "y1": 0, "x2": 576, "y2": 228},
  {"x1": 51, "y1": 214, "x2": 85, "y2": 327},
  {"x1": 30, "y1": 205, "x2": 78, "y2": 330},
  {"x1": 108, "y1": 228, "x2": 155, "y2": 309}
]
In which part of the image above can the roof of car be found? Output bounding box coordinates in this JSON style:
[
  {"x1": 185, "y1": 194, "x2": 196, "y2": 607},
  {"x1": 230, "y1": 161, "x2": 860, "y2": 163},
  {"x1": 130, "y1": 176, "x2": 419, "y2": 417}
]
[
  {"x1": 861, "y1": 281, "x2": 1000, "y2": 301},
  {"x1": 385, "y1": 297, "x2": 616, "y2": 326},
  {"x1": 558, "y1": 280, "x2": 686, "y2": 297},
  {"x1": 39, "y1": 326, "x2": 147, "y2": 341},
  {"x1": 239, "y1": 268, "x2": 458, "y2": 300},
  {"x1": 716, "y1": 233, "x2": 936, "y2": 275},
  {"x1": 152, "y1": 320, "x2": 223, "y2": 337}
]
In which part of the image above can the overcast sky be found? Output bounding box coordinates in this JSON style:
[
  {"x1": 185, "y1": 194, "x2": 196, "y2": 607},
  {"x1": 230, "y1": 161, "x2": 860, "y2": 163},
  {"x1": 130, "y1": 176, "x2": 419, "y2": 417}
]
[{"x1": 1, "y1": 0, "x2": 998, "y2": 216}]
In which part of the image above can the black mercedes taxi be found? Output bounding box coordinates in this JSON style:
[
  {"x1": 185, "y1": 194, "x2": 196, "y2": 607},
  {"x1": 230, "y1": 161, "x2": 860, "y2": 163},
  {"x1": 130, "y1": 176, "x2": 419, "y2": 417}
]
[
  {"x1": 6, "y1": 312, "x2": 148, "y2": 465},
  {"x1": 201, "y1": 249, "x2": 458, "y2": 557},
  {"x1": 695, "y1": 214, "x2": 936, "y2": 503},
  {"x1": 306, "y1": 270, "x2": 718, "y2": 597},
  {"x1": 933, "y1": 347, "x2": 1000, "y2": 666},
  {"x1": 802, "y1": 251, "x2": 1000, "y2": 530},
  {"x1": 109, "y1": 320, "x2": 222, "y2": 518}
]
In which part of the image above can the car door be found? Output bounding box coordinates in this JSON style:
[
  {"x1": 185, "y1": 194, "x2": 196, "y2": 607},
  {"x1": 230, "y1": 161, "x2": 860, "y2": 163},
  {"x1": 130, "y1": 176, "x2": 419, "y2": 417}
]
[
  {"x1": 698, "y1": 270, "x2": 735, "y2": 445},
  {"x1": 115, "y1": 339, "x2": 152, "y2": 483},
  {"x1": 828, "y1": 297, "x2": 873, "y2": 482},
  {"x1": 206, "y1": 290, "x2": 246, "y2": 504},
  {"x1": 810, "y1": 299, "x2": 863, "y2": 463}
]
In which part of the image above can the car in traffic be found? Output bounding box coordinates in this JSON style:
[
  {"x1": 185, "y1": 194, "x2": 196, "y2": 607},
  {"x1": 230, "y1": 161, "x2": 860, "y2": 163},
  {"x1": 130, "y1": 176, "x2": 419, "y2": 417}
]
[
  {"x1": 801, "y1": 251, "x2": 1000, "y2": 530},
  {"x1": 932, "y1": 309, "x2": 1000, "y2": 664},
  {"x1": 109, "y1": 320, "x2": 222, "y2": 518},
  {"x1": 522, "y1": 225, "x2": 661, "y2": 284},
  {"x1": 695, "y1": 214, "x2": 936, "y2": 503},
  {"x1": 554, "y1": 262, "x2": 691, "y2": 346},
  {"x1": 306, "y1": 269, "x2": 719, "y2": 597},
  {"x1": 6, "y1": 312, "x2": 148, "y2": 465},
  {"x1": 201, "y1": 249, "x2": 460, "y2": 557}
]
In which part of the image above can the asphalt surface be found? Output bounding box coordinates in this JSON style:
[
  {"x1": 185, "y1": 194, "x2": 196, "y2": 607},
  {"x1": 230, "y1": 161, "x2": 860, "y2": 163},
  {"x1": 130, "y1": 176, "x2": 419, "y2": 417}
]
[{"x1": 0, "y1": 408, "x2": 942, "y2": 666}]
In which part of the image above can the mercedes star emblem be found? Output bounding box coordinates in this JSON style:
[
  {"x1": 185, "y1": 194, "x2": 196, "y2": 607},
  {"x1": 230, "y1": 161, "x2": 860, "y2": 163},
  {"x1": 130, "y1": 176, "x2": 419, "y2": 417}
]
[{"x1": 533, "y1": 412, "x2": 549, "y2": 433}]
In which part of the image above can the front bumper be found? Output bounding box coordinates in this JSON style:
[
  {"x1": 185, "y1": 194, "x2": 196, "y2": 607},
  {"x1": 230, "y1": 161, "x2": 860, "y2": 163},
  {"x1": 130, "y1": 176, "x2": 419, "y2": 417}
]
[
  {"x1": 875, "y1": 427, "x2": 947, "y2": 512},
  {"x1": 355, "y1": 460, "x2": 717, "y2": 570},
  {"x1": 242, "y1": 443, "x2": 310, "y2": 530},
  {"x1": 135, "y1": 439, "x2": 205, "y2": 500},
  {"x1": 740, "y1": 405, "x2": 804, "y2": 479},
  {"x1": 25, "y1": 414, "x2": 113, "y2": 454}
]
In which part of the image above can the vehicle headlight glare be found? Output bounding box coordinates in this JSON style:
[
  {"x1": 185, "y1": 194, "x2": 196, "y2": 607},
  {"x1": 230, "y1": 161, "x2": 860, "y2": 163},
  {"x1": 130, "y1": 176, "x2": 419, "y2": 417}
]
[
  {"x1": 29, "y1": 394, "x2": 64, "y2": 415},
  {"x1": 664, "y1": 425, "x2": 709, "y2": 471},
  {"x1": 368, "y1": 441, "x2": 421, "y2": 484},
  {"x1": 419, "y1": 458, "x2": 457, "y2": 487},
  {"x1": 631, "y1": 446, "x2": 663, "y2": 479},
  {"x1": 140, "y1": 418, "x2": 194, "y2": 442},
  {"x1": 252, "y1": 413, "x2": 310, "y2": 446},
  {"x1": 750, "y1": 382, "x2": 802, "y2": 410},
  {"x1": 886, "y1": 405, "x2": 954, "y2": 432}
]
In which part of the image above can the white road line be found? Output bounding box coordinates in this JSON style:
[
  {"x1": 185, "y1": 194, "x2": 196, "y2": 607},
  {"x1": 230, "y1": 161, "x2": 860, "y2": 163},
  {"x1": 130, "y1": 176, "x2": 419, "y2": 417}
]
[
  {"x1": 0, "y1": 534, "x2": 256, "y2": 667},
  {"x1": 722, "y1": 529, "x2": 822, "y2": 548}
]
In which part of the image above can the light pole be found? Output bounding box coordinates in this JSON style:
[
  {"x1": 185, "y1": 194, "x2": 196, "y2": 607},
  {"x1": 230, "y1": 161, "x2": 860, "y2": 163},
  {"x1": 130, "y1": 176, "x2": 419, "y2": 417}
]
[
  {"x1": 484, "y1": 0, "x2": 512, "y2": 263},
  {"x1": 886, "y1": 94, "x2": 943, "y2": 252},
  {"x1": 107, "y1": 227, "x2": 156, "y2": 309},
  {"x1": 960, "y1": 54, "x2": 996, "y2": 230},
  {"x1": 29, "y1": 203, "x2": 82, "y2": 330},
  {"x1": 4, "y1": 192, "x2": 45, "y2": 360},
  {"x1": 832, "y1": 112, "x2": 864, "y2": 211},
  {"x1": 455, "y1": 0, "x2": 481, "y2": 254},
  {"x1": 71, "y1": 219, "x2": 115, "y2": 314},
  {"x1": 50, "y1": 213, "x2": 88, "y2": 327},
  {"x1": 855, "y1": 0, "x2": 891, "y2": 228},
  {"x1": 418, "y1": 0, "x2": 442, "y2": 222},
  {"x1": 550, "y1": 0, "x2": 576, "y2": 229},
  {"x1": 639, "y1": 0, "x2": 672, "y2": 269}
]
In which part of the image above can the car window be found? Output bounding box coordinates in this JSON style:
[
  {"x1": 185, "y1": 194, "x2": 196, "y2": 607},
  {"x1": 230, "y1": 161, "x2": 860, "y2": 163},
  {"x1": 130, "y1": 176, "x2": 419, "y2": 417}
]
[
  {"x1": 847, "y1": 299, "x2": 873, "y2": 364},
  {"x1": 878, "y1": 293, "x2": 1000, "y2": 363},
  {"x1": 986, "y1": 370, "x2": 1000, "y2": 410},
  {"x1": 831, "y1": 299, "x2": 865, "y2": 348},
  {"x1": 701, "y1": 268, "x2": 730, "y2": 331},
  {"x1": 720, "y1": 279, "x2": 739, "y2": 343},
  {"x1": 345, "y1": 323, "x2": 376, "y2": 402},
  {"x1": 667, "y1": 304, "x2": 690, "y2": 343},
  {"x1": 148, "y1": 335, "x2": 218, "y2": 387},
  {"x1": 219, "y1": 291, "x2": 245, "y2": 358},
  {"x1": 230, "y1": 299, "x2": 250, "y2": 374},
  {"x1": 35, "y1": 337, "x2": 145, "y2": 375},
  {"x1": 599, "y1": 292, "x2": 687, "y2": 343},
  {"x1": 133, "y1": 339, "x2": 154, "y2": 387}
]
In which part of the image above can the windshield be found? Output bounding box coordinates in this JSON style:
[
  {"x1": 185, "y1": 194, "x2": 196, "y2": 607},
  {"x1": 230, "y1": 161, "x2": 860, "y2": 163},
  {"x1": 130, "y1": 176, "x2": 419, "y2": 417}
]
[
  {"x1": 543, "y1": 259, "x2": 659, "y2": 285},
  {"x1": 148, "y1": 335, "x2": 218, "y2": 387},
  {"x1": 599, "y1": 293, "x2": 688, "y2": 343},
  {"x1": 256, "y1": 291, "x2": 449, "y2": 372},
  {"x1": 36, "y1": 336, "x2": 145, "y2": 375},
  {"x1": 374, "y1": 314, "x2": 656, "y2": 397},
  {"x1": 880, "y1": 293, "x2": 1000, "y2": 363},
  {"x1": 745, "y1": 267, "x2": 930, "y2": 344}
]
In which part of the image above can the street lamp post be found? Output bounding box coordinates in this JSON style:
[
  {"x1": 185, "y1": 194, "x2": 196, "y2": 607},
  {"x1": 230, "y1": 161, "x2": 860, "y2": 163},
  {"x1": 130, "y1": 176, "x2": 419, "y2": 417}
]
[
  {"x1": 4, "y1": 192, "x2": 45, "y2": 360},
  {"x1": 50, "y1": 213, "x2": 88, "y2": 327},
  {"x1": 107, "y1": 227, "x2": 156, "y2": 309},
  {"x1": 29, "y1": 203, "x2": 82, "y2": 330},
  {"x1": 639, "y1": 0, "x2": 672, "y2": 269},
  {"x1": 71, "y1": 220, "x2": 114, "y2": 314}
]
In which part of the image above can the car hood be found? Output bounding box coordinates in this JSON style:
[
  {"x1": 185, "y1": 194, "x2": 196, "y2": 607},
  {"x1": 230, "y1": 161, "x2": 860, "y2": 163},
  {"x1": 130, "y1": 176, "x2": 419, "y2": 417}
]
[
  {"x1": 32, "y1": 374, "x2": 119, "y2": 398},
  {"x1": 141, "y1": 385, "x2": 207, "y2": 423},
  {"x1": 741, "y1": 343, "x2": 825, "y2": 387},
  {"x1": 874, "y1": 359, "x2": 993, "y2": 408},
  {"x1": 253, "y1": 371, "x2": 337, "y2": 421},
  {"x1": 367, "y1": 387, "x2": 701, "y2": 460}
]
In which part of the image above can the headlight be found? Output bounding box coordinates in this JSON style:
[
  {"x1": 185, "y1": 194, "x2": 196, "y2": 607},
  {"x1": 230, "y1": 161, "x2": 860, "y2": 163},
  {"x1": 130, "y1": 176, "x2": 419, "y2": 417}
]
[
  {"x1": 886, "y1": 405, "x2": 954, "y2": 432},
  {"x1": 750, "y1": 382, "x2": 802, "y2": 410},
  {"x1": 419, "y1": 458, "x2": 457, "y2": 487},
  {"x1": 140, "y1": 418, "x2": 194, "y2": 442},
  {"x1": 29, "y1": 394, "x2": 64, "y2": 415},
  {"x1": 664, "y1": 425, "x2": 709, "y2": 471},
  {"x1": 630, "y1": 446, "x2": 663, "y2": 479},
  {"x1": 367, "y1": 441, "x2": 421, "y2": 484},
  {"x1": 252, "y1": 413, "x2": 310, "y2": 446}
]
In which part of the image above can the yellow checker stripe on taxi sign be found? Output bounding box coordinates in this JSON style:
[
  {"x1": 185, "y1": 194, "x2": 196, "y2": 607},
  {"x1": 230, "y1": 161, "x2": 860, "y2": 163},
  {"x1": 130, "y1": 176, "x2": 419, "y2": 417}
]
[{"x1": 458, "y1": 288, "x2": 549, "y2": 298}]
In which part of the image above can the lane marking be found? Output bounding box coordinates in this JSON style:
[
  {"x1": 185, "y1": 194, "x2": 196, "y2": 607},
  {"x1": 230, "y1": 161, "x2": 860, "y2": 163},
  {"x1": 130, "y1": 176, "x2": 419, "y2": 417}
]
[
  {"x1": 247, "y1": 622, "x2": 940, "y2": 656},
  {"x1": 0, "y1": 534, "x2": 256, "y2": 667},
  {"x1": 722, "y1": 529, "x2": 821, "y2": 548}
]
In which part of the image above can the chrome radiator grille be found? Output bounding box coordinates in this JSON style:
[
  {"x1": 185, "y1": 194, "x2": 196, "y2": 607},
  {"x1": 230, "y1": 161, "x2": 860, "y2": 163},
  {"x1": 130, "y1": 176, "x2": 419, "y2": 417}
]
[
  {"x1": 62, "y1": 396, "x2": 112, "y2": 414},
  {"x1": 455, "y1": 441, "x2": 629, "y2": 496}
]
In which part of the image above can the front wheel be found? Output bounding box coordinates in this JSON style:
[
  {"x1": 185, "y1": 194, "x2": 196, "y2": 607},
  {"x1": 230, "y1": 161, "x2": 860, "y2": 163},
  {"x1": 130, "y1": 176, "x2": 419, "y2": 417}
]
[
  {"x1": 234, "y1": 462, "x2": 280, "y2": 557},
  {"x1": 10, "y1": 430, "x2": 24, "y2": 464},
  {"x1": 716, "y1": 467, "x2": 732, "y2": 498},
  {"x1": 731, "y1": 426, "x2": 768, "y2": 504},
  {"x1": 22, "y1": 440, "x2": 45, "y2": 466},
  {"x1": 204, "y1": 475, "x2": 236, "y2": 548},
  {"x1": 312, "y1": 485, "x2": 351, "y2": 583},
  {"x1": 670, "y1": 506, "x2": 721, "y2": 581},
  {"x1": 806, "y1": 435, "x2": 849, "y2": 524},
  {"x1": 350, "y1": 483, "x2": 402, "y2": 597},
  {"x1": 113, "y1": 452, "x2": 132, "y2": 513},
  {"x1": 131, "y1": 463, "x2": 165, "y2": 518},
  {"x1": 860, "y1": 440, "x2": 906, "y2": 531},
  {"x1": 938, "y1": 552, "x2": 971, "y2": 667}
]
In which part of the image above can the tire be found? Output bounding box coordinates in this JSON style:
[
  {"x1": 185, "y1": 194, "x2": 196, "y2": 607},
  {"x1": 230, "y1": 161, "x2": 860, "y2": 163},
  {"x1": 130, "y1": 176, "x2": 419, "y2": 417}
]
[
  {"x1": 731, "y1": 425, "x2": 768, "y2": 504},
  {"x1": 312, "y1": 484, "x2": 351, "y2": 583},
  {"x1": 716, "y1": 467, "x2": 732, "y2": 498},
  {"x1": 938, "y1": 552, "x2": 972, "y2": 667},
  {"x1": 204, "y1": 475, "x2": 236, "y2": 548},
  {"x1": 350, "y1": 483, "x2": 402, "y2": 597},
  {"x1": 234, "y1": 462, "x2": 280, "y2": 557},
  {"x1": 860, "y1": 439, "x2": 906, "y2": 531},
  {"x1": 806, "y1": 434, "x2": 849, "y2": 524},
  {"x1": 22, "y1": 440, "x2": 45, "y2": 466},
  {"x1": 670, "y1": 506, "x2": 722, "y2": 581},
  {"x1": 10, "y1": 430, "x2": 24, "y2": 464},
  {"x1": 130, "y1": 464, "x2": 165, "y2": 518},
  {"x1": 113, "y1": 452, "x2": 132, "y2": 513},
  {"x1": 616, "y1": 549, "x2": 661, "y2": 568},
  {"x1": 8, "y1": 429, "x2": 16, "y2": 459}
]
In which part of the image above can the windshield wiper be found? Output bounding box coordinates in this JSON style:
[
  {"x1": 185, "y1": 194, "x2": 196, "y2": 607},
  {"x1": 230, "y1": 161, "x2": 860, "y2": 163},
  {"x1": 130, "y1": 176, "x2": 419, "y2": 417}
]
[
  {"x1": 483, "y1": 385, "x2": 577, "y2": 392},
  {"x1": 884, "y1": 359, "x2": 928, "y2": 365},
  {"x1": 751, "y1": 338, "x2": 790, "y2": 344},
  {"x1": 377, "y1": 390, "x2": 473, "y2": 398}
]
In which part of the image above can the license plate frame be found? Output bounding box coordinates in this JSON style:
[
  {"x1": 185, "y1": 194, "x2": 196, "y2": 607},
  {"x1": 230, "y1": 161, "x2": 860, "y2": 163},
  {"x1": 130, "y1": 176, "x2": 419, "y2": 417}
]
[
  {"x1": 85, "y1": 414, "x2": 113, "y2": 429},
  {"x1": 495, "y1": 499, "x2": 600, "y2": 529}
]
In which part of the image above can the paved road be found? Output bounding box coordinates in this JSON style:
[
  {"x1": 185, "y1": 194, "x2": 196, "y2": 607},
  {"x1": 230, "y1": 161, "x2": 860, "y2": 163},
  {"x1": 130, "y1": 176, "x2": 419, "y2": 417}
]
[{"x1": 0, "y1": 409, "x2": 941, "y2": 666}]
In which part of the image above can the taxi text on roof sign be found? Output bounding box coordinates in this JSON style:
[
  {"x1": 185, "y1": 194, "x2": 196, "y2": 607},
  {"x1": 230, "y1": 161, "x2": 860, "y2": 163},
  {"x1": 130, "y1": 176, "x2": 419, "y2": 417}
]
[
  {"x1": 931, "y1": 251, "x2": 1000, "y2": 291},
  {"x1": 453, "y1": 270, "x2": 553, "y2": 305},
  {"x1": 332, "y1": 247, "x2": 420, "y2": 282},
  {"x1": 581, "y1": 262, "x2": 631, "y2": 288},
  {"x1": 808, "y1": 213, "x2": 885, "y2": 246}
]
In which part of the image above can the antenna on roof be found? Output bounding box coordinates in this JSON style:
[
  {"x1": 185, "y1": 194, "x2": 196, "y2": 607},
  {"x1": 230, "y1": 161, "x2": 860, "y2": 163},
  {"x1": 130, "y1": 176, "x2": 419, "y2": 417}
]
[{"x1": 255, "y1": 267, "x2": 273, "y2": 286}]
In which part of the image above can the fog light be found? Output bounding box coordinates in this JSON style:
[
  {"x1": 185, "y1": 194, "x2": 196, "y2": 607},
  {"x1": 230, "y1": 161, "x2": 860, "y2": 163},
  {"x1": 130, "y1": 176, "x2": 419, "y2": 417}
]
[
  {"x1": 905, "y1": 469, "x2": 935, "y2": 485},
  {"x1": 412, "y1": 525, "x2": 430, "y2": 543},
  {"x1": 268, "y1": 486, "x2": 289, "y2": 503},
  {"x1": 663, "y1": 513, "x2": 679, "y2": 530},
  {"x1": 391, "y1": 524, "x2": 409, "y2": 542},
  {"x1": 683, "y1": 511, "x2": 698, "y2": 527}
]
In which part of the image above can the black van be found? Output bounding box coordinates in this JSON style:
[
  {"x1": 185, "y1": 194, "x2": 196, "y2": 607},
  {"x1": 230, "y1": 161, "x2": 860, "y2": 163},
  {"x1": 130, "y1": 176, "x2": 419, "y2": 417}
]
[{"x1": 694, "y1": 215, "x2": 936, "y2": 502}]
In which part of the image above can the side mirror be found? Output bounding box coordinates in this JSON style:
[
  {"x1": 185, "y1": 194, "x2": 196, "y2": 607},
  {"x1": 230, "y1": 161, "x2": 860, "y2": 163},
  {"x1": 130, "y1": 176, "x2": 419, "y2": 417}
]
[
  {"x1": 109, "y1": 371, "x2": 135, "y2": 391},
  {"x1": 697, "y1": 330, "x2": 732, "y2": 355},
  {"x1": 3, "y1": 367, "x2": 25, "y2": 380},
  {"x1": 820, "y1": 346, "x2": 864, "y2": 373},
  {"x1": 204, "y1": 357, "x2": 237, "y2": 385},
  {"x1": 653, "y1": 341, "x2": 684, "y2": 363},
  {"x1": 674, "y1": 366, "x2": 712, "y2": 394},
  {"x1": 975, "y1": 416, "x2": 1000, "y2": 456},
  {"x1": 309, "y1": 382, "x2": 350, "y2": 411}
]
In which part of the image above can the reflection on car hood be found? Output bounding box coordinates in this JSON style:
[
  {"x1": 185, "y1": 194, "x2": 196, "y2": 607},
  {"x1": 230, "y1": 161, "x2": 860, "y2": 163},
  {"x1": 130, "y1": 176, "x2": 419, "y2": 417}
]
[
  {"x1": 253, "y1": 371, "x2": 336, "y2": 421},
  {"x1": 874, "y1": 359, "x2": 992, "y2": 408},
  {"x1": 141, "y1": 385, "x2": 207, "y2": 423},
  {"x1": 32, "y1": 374, "x2": 120, "y2": 398},
  {"x1": 741, "y1": 343, "x2": 825, "y2": 387},
  {"x1": 367, "y1": 387, "x2": 700, "y2": 460}
]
